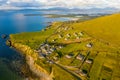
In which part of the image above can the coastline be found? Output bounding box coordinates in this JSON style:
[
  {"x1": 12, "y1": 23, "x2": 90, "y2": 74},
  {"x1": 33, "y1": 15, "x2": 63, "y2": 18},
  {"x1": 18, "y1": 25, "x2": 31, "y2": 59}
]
[
  {"x1": 9, "y1": 40, "x2": 53, "y2": 80},
  {"x1": 7, "y1": 13, "x2": 120, "y2": 80}
]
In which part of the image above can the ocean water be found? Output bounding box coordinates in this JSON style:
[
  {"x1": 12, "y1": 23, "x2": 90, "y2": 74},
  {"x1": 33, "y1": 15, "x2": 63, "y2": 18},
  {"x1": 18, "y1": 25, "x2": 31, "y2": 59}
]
[{"x1": 0, "y1": 10, "x2": 73, "y2": 80}]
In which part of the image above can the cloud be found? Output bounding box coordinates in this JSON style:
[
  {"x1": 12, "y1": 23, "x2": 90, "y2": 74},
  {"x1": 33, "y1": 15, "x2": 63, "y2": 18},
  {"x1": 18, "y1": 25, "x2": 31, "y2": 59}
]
[
  {"x1": 37, "y1": 0, "x2": 120, "y2": 9},
  {"x1": 0, "y1": 0, "x2": 120, "y2": 9},
  {"x1": 0, "y1": 4, "x2": 21, "y2": 10}
]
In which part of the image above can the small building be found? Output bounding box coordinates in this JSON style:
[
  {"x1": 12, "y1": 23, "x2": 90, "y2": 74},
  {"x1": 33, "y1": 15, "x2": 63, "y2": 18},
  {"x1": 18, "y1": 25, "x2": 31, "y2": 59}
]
[
  {"x1": 58, "y1": 46, "x2": 63, "y2": 49},
  {"x1": 58, "y1": 34, "x2": 62, "y2": 38},
  {"x1": 79, "y1": 32, "x2": 84, "y2": 36},
  {"x1": 86, "y1": 59, "x2": 93, "y2": 64},
  {"x1": 52, "y1": 45, "x2": 55, "y2": 48},
  {"x1": 66, "y1": 53, "x2": 74, "y2": 58},
  {"x1": 53, "y1": 56, "x2": 58, "y2": 60},
  {"x1": 50, "y1": 48, "x2": 56, "y2": 52},
  {"x1": 76, "y1": 54, "x2": 85, "y2": 60},
  {"x1": 79, "y1": 70, "x2": 87, "y2": 76},
  {"x1": 39, "y1": 53, "x2": 46, "y2": 58},
  {"x1": 34, "y1": 50, "x2": 39, "y2": 53},
  {"x1": 41, "y1": 48, "x2": 48, "y2": 54},
  {"x1": 48, "y1": 51, "x2": 52, "y2": 54},
  {"x1": 35, "y1": 49, "x2": 42, "y2": 53},
  {"x1": 52, "y1": 39, "x2": 55, "y2": 42},
  {"x1": 40, "y1": 46, "x2": 45, "y2": 50},
  {"x1": 44, "y1": 44, "x2": 49, "y2": 47},
  {"x1": 74, "y1": 32, "x2": 78, "y2": 37},
  {"x1": 42, "y1": 29, "x2": 46, "y2": 31},
  {"x1": 40, "y1": 43, "x2": 45, "y2": 46},
  {"x1": 67, "y1": 34, "x2": 71, "y2": 37},
  {"x1": 64, "y1": 27, "x2": 68, "y2": 30},
  {"x1": 76, "y1": 36, "x2": 80, "y2": 39},
  {"x1": 86, "y1": 43, "x2": 93, "y2": 48},
  {"x1": 65, "y1": 38, "x2": 68, "y2": 40},
  {"x1": 49, "y1": 60, "x2": 53, "y2": 64}
]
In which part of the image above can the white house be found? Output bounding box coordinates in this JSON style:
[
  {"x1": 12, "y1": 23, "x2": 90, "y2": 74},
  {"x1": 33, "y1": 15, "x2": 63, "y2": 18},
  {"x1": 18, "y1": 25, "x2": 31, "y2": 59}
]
[{"x1": 86, "y1": 43, "x2": 93, "y2": 48}]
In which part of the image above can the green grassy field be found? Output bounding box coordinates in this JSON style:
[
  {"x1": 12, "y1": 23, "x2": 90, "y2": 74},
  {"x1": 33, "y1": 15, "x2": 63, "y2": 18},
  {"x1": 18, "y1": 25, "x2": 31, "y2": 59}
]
[
  {"x1": 10, "y1": 14, "x2": 120, "y2": 80},
  {"x1": 72, "y1": 14, "x2": 120, "y2": 47}
]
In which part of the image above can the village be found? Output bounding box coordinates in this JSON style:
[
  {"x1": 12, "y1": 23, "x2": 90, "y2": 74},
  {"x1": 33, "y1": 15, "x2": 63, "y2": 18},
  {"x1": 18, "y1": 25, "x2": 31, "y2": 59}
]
[
  {"x1": 34, "y1": 25, "x2": 97, "y2": 79},
  {"x1": 31, "y1": 23, "x2": 116, "y2": 80},
  {"x1": 35, "y1": 42, "x2": 94, "y2": 79}
]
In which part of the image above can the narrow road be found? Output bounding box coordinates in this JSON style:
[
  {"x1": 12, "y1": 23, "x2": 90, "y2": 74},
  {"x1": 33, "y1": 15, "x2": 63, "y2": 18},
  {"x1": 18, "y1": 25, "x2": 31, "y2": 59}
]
[
  {"x1": 51, "y1": 60, "x2": 82, "y2": 80},
  {"x1": 79, "y1": 50, "x2": 90, "y2": 69}
]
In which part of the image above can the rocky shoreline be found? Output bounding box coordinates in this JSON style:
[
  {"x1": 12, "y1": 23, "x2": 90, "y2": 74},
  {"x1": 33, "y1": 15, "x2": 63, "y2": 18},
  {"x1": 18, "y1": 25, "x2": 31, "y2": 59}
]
[
  {"x1": 8, "y1": 40, "x2": 53, "y2": 80},
  {"x1": 5, "y1": 44, "x2": 39, "y2": 80}
]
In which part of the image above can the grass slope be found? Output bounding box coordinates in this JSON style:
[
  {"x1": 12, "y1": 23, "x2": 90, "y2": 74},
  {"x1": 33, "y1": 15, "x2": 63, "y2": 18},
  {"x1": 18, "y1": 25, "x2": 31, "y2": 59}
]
[{"x1": 72, "y1": 14, "x2": 120, "y2": 46}]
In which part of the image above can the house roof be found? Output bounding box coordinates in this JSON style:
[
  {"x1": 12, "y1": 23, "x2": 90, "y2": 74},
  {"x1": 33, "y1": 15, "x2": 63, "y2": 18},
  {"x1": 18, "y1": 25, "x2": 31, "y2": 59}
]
[{"x1": 86, "y1": 43, "x2": 93, "y2": 48}]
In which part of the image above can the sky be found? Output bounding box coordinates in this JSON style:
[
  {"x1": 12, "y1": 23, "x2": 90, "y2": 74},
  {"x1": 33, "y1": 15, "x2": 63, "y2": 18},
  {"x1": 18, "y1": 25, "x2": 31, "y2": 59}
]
[{"x1": 0, "y1": 0, "x2": 120, "y2": 9}]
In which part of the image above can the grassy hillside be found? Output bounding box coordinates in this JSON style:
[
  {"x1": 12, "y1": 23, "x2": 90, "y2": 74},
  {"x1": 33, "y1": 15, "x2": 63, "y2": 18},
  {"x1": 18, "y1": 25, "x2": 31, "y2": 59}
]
[
  {"x1": 9, "y1": 14, "x2": 120, "y2": 80},
  {"x1": 72, "y1": 13, "x2": 120, "y2": 46}
]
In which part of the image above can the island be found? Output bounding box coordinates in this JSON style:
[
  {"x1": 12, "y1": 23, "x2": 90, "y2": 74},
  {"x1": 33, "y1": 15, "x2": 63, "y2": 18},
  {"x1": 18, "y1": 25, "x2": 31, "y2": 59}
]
[
  {"x1": 9, "y1": 13, "x2": 120, "y2": 80},
  {"x1": 24, "y1": 13, "x2": 105, "y2": 22}
]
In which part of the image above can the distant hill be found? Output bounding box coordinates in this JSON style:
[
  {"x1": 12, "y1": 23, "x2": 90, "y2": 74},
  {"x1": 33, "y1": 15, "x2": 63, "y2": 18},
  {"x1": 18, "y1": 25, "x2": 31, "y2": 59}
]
[
  {"x1": 38, "y1": 7, "x2": 119, "y2": 14},
  {"x1": 72, "y1": 13, "x2": 120, "y2": 46}
]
